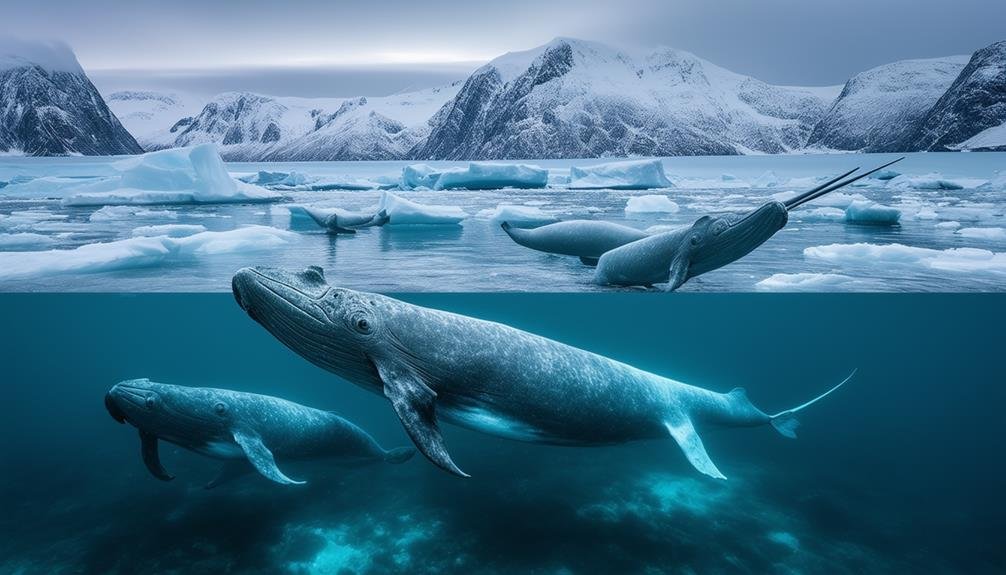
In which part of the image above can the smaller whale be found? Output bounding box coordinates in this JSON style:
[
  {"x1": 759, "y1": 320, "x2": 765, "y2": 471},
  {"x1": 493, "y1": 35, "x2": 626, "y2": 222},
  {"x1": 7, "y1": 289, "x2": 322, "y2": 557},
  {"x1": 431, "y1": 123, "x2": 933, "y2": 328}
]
[
  {"x1": 299, "y1": 206, "x2": 389, "y2": 234},
  {"x1": 501, "y1": 220, "x2": 649, "y2": 265},
  {"x1": 595, "y1": 158, "x2": 904, "y2": 289},
  {"x1": 105, "y1": 378, "x2": 414, "y2": 488}
]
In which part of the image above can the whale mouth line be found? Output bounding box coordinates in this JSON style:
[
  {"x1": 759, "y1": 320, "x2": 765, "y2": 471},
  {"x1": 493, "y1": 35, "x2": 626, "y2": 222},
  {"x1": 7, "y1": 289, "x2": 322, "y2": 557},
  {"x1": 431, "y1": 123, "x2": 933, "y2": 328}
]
[{"x1": 105, "y1": 392, "x2": 127, "y2": 424}]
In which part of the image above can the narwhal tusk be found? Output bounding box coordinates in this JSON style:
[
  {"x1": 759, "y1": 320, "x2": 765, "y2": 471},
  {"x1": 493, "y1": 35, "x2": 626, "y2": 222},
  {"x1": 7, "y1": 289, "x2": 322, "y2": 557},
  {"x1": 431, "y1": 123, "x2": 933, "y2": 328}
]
[
  {"x1": 784, "y1": 167, "x2": 860, "y2": 210},
  {"x1": 786, "y1": 157, "x2": 905, "y2": 211}
]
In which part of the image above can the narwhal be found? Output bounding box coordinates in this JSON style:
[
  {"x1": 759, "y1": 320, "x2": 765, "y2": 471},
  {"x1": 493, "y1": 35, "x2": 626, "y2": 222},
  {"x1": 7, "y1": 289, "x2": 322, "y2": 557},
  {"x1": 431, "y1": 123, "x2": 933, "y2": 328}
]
[
  {"x1": 502, "y1": 158, "x2": 903, "y2": 289},
  {"x1": 233, "y1": 266, "x2": 855, "y2": 479}
]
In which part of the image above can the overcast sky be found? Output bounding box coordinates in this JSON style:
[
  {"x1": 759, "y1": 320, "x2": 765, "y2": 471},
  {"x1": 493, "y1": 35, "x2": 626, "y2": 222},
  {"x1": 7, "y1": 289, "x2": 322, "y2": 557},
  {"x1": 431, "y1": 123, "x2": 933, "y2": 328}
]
[{"x1": 2, "y1": 0, "x2": 1002, "y2": 97}]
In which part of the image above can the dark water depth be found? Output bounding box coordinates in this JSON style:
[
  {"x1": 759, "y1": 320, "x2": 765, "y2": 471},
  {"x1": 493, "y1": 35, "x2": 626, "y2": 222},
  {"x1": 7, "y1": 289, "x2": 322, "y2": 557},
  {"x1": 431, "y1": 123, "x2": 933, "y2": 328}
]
[{"x1": 0, "y1": 293, "x2": 1003, "y2": 574}]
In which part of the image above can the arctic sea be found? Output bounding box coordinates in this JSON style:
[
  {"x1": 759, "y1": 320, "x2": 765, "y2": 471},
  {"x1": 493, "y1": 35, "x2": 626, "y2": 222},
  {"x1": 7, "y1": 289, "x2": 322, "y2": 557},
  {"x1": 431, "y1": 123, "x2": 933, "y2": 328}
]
[
  {"x1": 1, "y1": 152, "x2": 1004, "y2": 292},
  {"x1": 0, "y1": 293, "x2": 1002, "y2": 574}
]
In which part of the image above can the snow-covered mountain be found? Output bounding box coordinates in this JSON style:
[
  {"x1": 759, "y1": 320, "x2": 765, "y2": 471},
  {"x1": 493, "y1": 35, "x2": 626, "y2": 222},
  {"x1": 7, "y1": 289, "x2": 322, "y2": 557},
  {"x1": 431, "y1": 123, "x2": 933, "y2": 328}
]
[
  {"x1": 105, "y1": 90, "x2": 202, "y2": 150},
  {"x1": 412, "y1": 38, "x2": 839, "y2": 159},
  {"x1": 0, "y1": 39, "x2": 141, "y2": 156},
  {"x1": 912, "y1": 41, "x2": 1006, "y2": 151},
  {"x1": 805, "y1": 56, "x2": 969, "y2": 152},
  {"x1": 121, "y1": 84, "x2": 461, "y2": 161}
]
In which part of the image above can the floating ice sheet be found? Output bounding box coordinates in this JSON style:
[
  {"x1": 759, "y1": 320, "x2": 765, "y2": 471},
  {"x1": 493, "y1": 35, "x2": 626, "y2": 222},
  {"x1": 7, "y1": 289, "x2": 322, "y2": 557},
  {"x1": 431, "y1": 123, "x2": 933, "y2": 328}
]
[
  {"x1": 568, "y1": 159, "x2": 673, "y2": 190},
  {"x1": 401, "y1": 162, "x2": 548, "y2": 190},
  {"x1": 624, "y1": 195, "x2": 680, "y2": 213},
  {"x1": 804, "y1": 243, "x2": 1006, "y2": 274},
  {"x1": 379, "y1": 192, "x2": 467, "y2": 225}
]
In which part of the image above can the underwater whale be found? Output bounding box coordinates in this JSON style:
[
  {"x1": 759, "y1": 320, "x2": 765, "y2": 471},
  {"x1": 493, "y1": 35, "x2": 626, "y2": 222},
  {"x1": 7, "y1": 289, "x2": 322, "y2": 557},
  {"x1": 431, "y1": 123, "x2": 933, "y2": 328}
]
[
  {"x1": 232, "y1": 266, "x2": 855, "y2": 480},
  {"x1": 502, "y1": 159, "x2": 902, "y2": 289},
  {"x1": 300, "y1": 206, "x2": 389, "y2": 234},
  {"x1": 105, "y1": 378, "x2": 415, "y2": 487}
]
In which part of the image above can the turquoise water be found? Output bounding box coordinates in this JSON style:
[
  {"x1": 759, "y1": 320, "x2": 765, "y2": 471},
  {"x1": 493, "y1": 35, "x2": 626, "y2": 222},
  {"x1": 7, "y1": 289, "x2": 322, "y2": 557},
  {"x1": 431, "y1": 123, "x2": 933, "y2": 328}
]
[{"x1": 0, "y1": 293, "x2": 1003, "y2": 573}]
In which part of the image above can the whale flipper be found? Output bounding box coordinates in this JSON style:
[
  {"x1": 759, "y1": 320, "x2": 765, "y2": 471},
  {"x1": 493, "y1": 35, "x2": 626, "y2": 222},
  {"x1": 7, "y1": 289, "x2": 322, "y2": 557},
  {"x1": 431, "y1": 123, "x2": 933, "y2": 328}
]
[
  {"x1": 664, "y1": 417, "x2": 726, "y2": 480},
  {"x1": 667, "y1": 251, "x2": 691, "y2": 291},
  {"x1": 233, "y1": 430, "x2": 305, "y2": 485},
  {"x1": 205, "y1": 460, "x2": 252, "y2": 490},
  {"x1": 139, "y1": 430, "x2": 174, "y2": 481},
  {"x1": 376, "y1": 359, "x2": 469, "y2": 478}
]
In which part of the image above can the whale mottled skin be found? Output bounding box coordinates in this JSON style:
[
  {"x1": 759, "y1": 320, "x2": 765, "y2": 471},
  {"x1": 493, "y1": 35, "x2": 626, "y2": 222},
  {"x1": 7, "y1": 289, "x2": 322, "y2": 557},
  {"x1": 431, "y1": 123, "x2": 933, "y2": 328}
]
[
  {"x1": 105, "y1": 379, "x2": 415, "y2": 487},
  {"x1": 300, "y1": 206, "x2": 389, "y2": 234},
  {"x1": 501, "y1": 220, "x2": 649, "y2": 265},
  {"x1": 232, "y1": 266, "x2": 854, "y2": 480}
]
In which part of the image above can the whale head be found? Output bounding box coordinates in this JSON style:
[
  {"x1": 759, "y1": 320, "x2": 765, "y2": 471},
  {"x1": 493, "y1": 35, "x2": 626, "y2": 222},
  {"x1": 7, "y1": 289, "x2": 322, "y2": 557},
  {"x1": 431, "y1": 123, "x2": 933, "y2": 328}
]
[
  {"x1": 684, "y1": 201, "x2": 788, "y2": 278},
  {"x1": 105, "y1": 379, "x2": 232, "y2": 444},
  {"x1": 231, "y1": 266, "x2": 386, "y2": 390}
]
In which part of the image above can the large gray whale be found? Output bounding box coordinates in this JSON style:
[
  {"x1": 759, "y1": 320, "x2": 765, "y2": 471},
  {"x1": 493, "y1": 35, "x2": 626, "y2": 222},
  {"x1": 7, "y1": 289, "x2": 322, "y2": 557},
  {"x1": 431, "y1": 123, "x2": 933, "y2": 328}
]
[
  {"x1": 232, "y1": 266, "x2": 854, "y2": 480},
  {"x1": 502, "y1": 158, "x2": 902, "y2": 289},
  {"x1": 105, "y1": 378, "x2": 415, "y2": 487}
]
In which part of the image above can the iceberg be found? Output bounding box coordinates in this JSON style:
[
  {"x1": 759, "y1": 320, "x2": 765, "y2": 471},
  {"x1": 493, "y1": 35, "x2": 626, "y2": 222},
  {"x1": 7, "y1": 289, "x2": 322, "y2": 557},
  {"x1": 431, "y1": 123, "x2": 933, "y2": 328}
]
[
  {"x1": 956, "y1": 227, "x2": 1006, "y2": 240},
  {"x1": 568, "y1": 159, "x2": 673, "y2": 190},
  {"x1": 804, "y1": 243, "x2": 1006, "y2": 274},
  {"x1": 2, "y1": 145, "x2": 282, "y2": 206},
  {"x1": 755, "y1": 273, "x2": 860, "y2": 292},
  {"x1": 237, "y1": 171, "x2": 312, "y2": 187},
  {"x1": 475, "y1": 204, "x2": 558, "y2": 225},
  {"x1": 886, "y1": 173, "x2": 965, "y2": 190},
  {"x1": 624, "y1": 195, "x2": 680, "y2": 214},
  {"x1": 378, "y1": 192, "x2": 467, "y2": 225},
  {"x1": 400, "y1": 162, "x2": 548, "y2": 190},
  {"x1": 0, "y1": 225, "x2": 297, "y2": 280},
  {"x1": 844, "y1": 200, "x2": 901, "y2": 225}
]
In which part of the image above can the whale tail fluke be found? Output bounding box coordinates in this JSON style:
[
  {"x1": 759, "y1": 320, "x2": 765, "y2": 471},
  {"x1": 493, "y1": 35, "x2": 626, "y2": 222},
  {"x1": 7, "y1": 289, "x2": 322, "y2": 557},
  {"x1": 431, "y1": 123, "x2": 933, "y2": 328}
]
[
  {"x1": 770, "y1": 369, "x2": 857, "y2": 439},
  {"x1": 385, "y1": 446, "x2": 417, "y2": 464}
]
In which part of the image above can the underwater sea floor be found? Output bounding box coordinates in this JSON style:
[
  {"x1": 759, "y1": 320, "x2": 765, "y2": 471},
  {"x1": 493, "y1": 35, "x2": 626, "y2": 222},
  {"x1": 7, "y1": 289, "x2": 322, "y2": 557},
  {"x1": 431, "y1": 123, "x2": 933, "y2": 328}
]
[{"x1": 0, "y1": 293, "x2": 1002, "y2": 574}]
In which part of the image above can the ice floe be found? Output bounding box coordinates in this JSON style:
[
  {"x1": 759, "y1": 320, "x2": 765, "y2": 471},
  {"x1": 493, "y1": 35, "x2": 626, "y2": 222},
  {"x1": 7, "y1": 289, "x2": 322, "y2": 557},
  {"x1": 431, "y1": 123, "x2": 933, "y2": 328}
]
[
  {"x1": 379, "y1": 192, "x2": 467, "y2": 225},
  {"x1": 0, "y1": 225, "x2": 296, "y2": 280},
  {"x1": 956, "y1": 227, "x2": 1006, "y2": 240},
  {"x1": 568, "y1": 159, "x2": 673, "y2": 190},
  {"x1": 755, "y1": 273, "x2": 860, "y2": 291},
  {"x1": 0, "y1": 232, "x2": 56, "y2": 250},
  {"x1": 797, "y1": 207, "x2": 846, "y2": 222},
  {"x1": 804, "y1": 243, "x2": 1006, "y2": 274},
  {"x1": 886, "y1": 173, "x2": 970, "y2": 190},
  {"x1": 401, "y1": 162, "x2": 548, "y2": 190},
  {"x1": 624, "y1": 195, "x2": 680, "y2": 214},
  {"x1": 88, "y1": 206, "x2": 178, "y2": 221},
  {"x1": 240, "y1": 170, "x2": 392, "y2": 191},
  {"x1": 130, "y1": 224, "x2": 207, "y2": 238},
  {"x1": 844, "y1": 200, "x2": 901, "y2": 225},
  {"x1": 935, "y1": 221, "x2": 961, "y2": 230},
  {"x1": 475, "y1": 204, "x2": 558, "y2": 225}
]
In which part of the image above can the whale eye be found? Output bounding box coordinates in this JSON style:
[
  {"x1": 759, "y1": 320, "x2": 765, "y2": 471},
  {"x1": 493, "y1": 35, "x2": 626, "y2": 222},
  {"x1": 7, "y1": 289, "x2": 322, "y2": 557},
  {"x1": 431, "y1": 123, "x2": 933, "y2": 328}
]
[
  {"x1": 214, "y1": 402, "x2": 227, "y2": 415},
  {"x1": 712, "y1": 220, "x2": 728, "y2": 235},
  {"x1": 145, "y1": 396, "x2": 155, "y2": 409},
  {"x1": 690, "y1": 234, "x2": 701, "y2": 246}
]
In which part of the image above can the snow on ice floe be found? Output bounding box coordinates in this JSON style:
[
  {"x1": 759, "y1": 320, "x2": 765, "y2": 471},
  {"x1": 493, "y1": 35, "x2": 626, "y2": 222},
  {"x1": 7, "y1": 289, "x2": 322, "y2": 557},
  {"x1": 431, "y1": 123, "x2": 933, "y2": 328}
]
[
  {"x1": 0, "y1": 225, "x2": 296, "y2": 280},
  {"x1": 755, "y1": 273, "x2": 862, "y2": 292},
  {"x1": 475, "y1": 204, "x2": 558, "y2": 225},
  {"x1": 131, "y1": 224, "x2": 207, "y2": 238},
  {"x1": 796, "y1": 207, "x2": 845, "y2": 222},
  {"x1": 400, "y1": 162, "x2": 548, "y2": 190},
  {"x1": 843, "y1": 200, "x2": 901, "y2": 225},
  {"x1": 624, "y1": 195, "x2": 680, "y2": 214},
  {"x1": 567, "y1": 159, "x2": 673, "y2": 190},
  {"x1": 804, "y1": 243, "x2": 1006, "y2": 274},
  {"x1": 3, "y1": 145, "x2": 281, "y2": 205},
  {"x1": 0, "y1": 232, "x2": 56, "y2": 250},
  {"x1": 956, "y1": 227, "x2": 1006, "y2": 240},
  {"x1": 935, "y1": 221, "x2": 961, "y2": 230},
  {"x1": 379, "y1": 192, "x2": 467, "y2": 225}
]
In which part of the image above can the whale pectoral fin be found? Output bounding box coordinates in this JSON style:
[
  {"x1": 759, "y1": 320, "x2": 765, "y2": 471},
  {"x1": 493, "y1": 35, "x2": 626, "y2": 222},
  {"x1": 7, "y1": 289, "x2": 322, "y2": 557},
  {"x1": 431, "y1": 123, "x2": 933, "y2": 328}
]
[
  {"x1": 579, "y1": 256, "x2": 599, "y2": 266},
  {"x1": 139, "y1": 430, "x2": 174, "y2": 481},
  {"x1": 666, "y1": 251, "x2": 691, "y2": 291},
  {"x1": 205, "y1": 460, "x2": 251, "y2": 490},
  {"x1": 232, "y1": 430, "x2": 305, "y2": 486},
  {"x1": 375, "y1": 359, "x2": 470, "y2": 478},
  {"x1": 664, "y1": 417, "x2": 726, "y2": 480}
]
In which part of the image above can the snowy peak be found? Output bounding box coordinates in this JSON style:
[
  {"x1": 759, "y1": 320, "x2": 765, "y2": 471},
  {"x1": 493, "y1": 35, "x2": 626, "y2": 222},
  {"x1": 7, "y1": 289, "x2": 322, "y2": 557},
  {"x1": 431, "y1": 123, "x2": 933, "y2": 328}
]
[
  {"x1": 0, "y1": 39, "x2": 141, "y2": 156},
  {"x1": 912, "y1": 41, "x2": 1006, "y2": 151},
  {"x1": 805, "y1": 56, "x2": 968, "y2": 152}
]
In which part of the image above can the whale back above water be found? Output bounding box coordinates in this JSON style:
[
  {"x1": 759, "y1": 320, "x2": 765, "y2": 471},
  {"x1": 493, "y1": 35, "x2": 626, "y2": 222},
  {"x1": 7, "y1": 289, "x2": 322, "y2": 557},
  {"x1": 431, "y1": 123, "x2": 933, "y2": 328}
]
[{"x1": 233, "y1": 266, "x2": 854, "y2": 480}]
